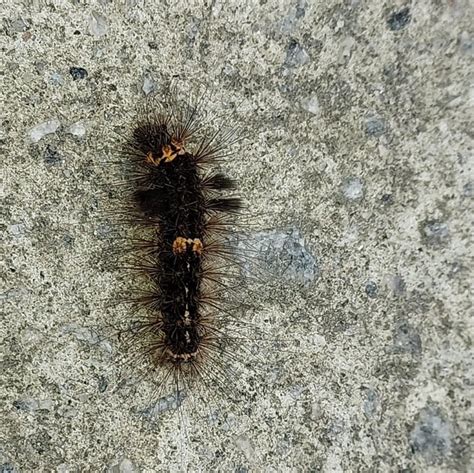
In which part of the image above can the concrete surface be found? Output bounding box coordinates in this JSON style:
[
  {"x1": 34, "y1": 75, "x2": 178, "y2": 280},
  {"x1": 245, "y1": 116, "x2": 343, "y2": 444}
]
[{"x1": 1, "y1": 0, "x2": 473, "y2": 472}]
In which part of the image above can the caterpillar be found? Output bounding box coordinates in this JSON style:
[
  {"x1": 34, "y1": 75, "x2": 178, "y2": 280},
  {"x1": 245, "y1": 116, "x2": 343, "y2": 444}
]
[{"x1": 113, "y1": 84, "x2": 253, "y2": 408}]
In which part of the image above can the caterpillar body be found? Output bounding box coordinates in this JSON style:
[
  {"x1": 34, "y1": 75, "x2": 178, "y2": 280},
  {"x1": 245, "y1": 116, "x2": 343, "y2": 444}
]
[{"x1": 119, "y1": 89, "x2": 245, "y2": 398}]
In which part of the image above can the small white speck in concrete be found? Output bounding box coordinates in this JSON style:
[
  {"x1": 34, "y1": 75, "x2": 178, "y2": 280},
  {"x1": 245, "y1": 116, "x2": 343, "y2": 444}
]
[
  {"x1": 8, "y1": 223, "x2": 25, "y2": 236},
  {"x1": 142, "y1": 75, "x2": 155, "y2": 95},
  {"x1": 423, "y1": 221, "x2": 449, "y2": 240},
  {"x1": 234, "y1": 434, "x2": 255, "y2": 461},
  {"x1": 49, "y1": 72, "x2": 64, "y2": 86},
  {"x1": 301, "y1": 95, "x2": 320, "y2": 115},
  {"x1": 68, "y1": 121, "x2": 86, "y2": 138},
  {"x1": 108, "y1": 458, "x2": 136, "y2": 473},
  {"x1": 342, "y1": 177, "x2": 364, "y2": 200},
  {"x1": 118, "y1": 459, "x2": 135, "y2": 473},
  {"x1": 28, "y1": 119, "x2": 60, "y2": 143},
  {"x1": 338, "y1": 36, "x2": 355, "y2": 64},
  {"x1": 89, "y1": 11, "x2": 108, "y2": 38}
]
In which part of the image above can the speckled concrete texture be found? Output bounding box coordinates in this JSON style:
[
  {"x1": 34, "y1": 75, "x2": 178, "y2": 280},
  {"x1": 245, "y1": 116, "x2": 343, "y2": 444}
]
[{"x1": 1, "y1": 1, "x2": 473, "y2": 472}]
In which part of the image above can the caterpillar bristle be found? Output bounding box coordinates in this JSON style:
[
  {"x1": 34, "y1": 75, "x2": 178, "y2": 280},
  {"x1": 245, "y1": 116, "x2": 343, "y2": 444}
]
[
  {"x1": 205, "y1": 197, "x2": 243, "y2": 214},
  {"x1": 201, "y1": 173, "x2": 237, "y2": 191}
]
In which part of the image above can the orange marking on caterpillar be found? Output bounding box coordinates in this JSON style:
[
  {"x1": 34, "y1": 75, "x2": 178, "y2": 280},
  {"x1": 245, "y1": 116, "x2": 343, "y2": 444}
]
[
  {"x1": 172, "y1": 236, "x2": 189, "y2": 254},
  {"x1": 166, "y1": 348, "x2": 199, "y2": 361},
  {"x1": 172, "y1": 237, "x2": 203, "y2": 255},
  {"x1": 192, "y1": 238, "x2": 203, "y2": 255},
  {"x1": 161, "y1": 145, "x2": 177, "y2": 162},
  {"x1": 145, "y1": 151, "x2": 161, "y2": 165},
  {"x1": 145, "y1": 138, "x2": 186, "y2": 166}
]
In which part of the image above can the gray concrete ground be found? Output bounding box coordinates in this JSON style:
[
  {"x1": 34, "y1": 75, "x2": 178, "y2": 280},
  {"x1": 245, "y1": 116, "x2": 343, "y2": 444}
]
[{"x1": 1, "y1": 1, "x2": 473, "y2": 472}]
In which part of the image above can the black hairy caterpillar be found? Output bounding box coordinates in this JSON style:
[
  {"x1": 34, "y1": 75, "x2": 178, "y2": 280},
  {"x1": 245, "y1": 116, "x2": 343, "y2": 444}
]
[
  {"x1": 108, "y1": 82, "x2": 267, "y2": 411},
  {"x1": 126, "y1": 93, "x2": 241, "y2": 377}
]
